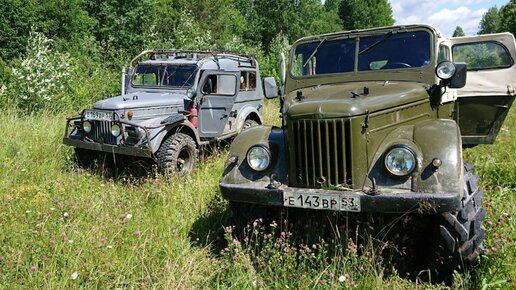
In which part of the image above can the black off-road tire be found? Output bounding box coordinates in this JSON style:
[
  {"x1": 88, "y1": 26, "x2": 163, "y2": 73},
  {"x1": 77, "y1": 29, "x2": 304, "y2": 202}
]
[
  {"x1": 74, "y1": 148, "x2": 102, "y2": 168},
  {"x1": 243, "y1": 119, "x2": 259, "y2": 130},
  {"x1": 432, "y1": 163, "x2": 486, "y2": 278},
  {"x1": 156, "y1": 133, "x2": 198, "y2": 174}
]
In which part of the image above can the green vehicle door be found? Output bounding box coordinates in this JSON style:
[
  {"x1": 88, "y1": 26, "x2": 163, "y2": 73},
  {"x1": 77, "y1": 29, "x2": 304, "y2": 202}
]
[{"x1": 451, "y1": 33, "x2": 516, "y2": 146}]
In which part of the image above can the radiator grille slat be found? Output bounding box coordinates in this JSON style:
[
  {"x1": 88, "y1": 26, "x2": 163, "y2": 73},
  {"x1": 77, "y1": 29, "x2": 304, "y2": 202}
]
[
  {"x1": 88, "y1": 121, "x2": 117, "y2": 144},
  {"x1": 290, "y1": 118, "x2": 352, "y2": 188}
]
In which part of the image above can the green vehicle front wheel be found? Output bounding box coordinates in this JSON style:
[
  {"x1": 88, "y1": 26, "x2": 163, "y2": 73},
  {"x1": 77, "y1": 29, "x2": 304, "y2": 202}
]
[{"x1": 432, "y1": 163, "x2": 486, "y2": 278}]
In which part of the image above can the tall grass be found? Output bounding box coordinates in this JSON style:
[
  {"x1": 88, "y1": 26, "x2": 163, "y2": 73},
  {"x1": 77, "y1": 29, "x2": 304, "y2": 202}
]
[{"x1": 0, "y1": 100, "x2": 514, "y2": 289}]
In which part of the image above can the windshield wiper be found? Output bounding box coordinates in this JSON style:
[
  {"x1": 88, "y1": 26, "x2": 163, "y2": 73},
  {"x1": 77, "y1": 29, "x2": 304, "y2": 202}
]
[
  {"x1": 358, "y1": 32, "x2": 393, "y2": 55},
  {"x1": 303, "y1": 39, "x2": 326, "y2": 68},
  {"x1": 179, "y1": 67, "x2": 199, "y2": 89}
]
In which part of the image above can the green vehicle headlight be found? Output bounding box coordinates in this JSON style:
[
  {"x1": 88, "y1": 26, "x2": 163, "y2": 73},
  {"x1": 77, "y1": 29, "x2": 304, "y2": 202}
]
[
  {"x1": 111, "y1": 124, "x2": 121, "y2": 137},
  {"x1": 246, "y1": 145, "x2": 271, "y2": 171},
  {"x1": 435, "y1": 61, "x2": 456, "y2": 80},
  {"x1": 384, "y1": 146, "x2": 416, "y2": 176},
  {"x1": 83, "y1": 121, "x2": 92, "y2": 133}
]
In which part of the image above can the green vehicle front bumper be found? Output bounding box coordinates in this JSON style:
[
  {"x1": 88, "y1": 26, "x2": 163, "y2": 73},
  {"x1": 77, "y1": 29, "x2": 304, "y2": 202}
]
[{"x1": 220, "y1": 182, "x2": 462, "y2": 214}]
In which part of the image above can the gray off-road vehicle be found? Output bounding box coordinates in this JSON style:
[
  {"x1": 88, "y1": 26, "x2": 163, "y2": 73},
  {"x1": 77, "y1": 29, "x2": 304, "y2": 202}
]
[
  {"x1": 64, "y1": 50, "x2": 266, "y2": 173},
  {"x1": 221, "y1": 24, "x2": 516, "y2": 277}
]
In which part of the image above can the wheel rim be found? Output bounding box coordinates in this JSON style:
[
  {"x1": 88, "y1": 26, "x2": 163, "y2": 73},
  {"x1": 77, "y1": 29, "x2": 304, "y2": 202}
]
[{"x1": 176, "y1": 147, "x2": 192, "y2": 172}]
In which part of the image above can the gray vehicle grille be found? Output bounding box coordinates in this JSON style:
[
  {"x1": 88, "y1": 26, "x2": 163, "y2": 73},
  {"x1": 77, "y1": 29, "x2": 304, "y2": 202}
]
[
  {"x1": 288, "y1": 118, "x2": 352, "y2": 188},
  {"x1": 87, "y1": 121, "x2": 117, "y2": 145}
]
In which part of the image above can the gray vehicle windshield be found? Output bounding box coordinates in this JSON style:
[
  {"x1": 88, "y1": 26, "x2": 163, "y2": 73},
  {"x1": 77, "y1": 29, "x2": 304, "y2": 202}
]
[
  {"x1": 132, "y1": 64, "x2": 197, "y2": 88},
  {"x1": 292, "y1": 31, "x2": 431, "y2": 76}
]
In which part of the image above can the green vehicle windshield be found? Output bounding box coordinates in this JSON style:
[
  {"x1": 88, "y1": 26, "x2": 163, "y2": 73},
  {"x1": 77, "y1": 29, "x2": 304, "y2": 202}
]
[{"x1": 291, "y1": 31, "x2": 431, "y2": 77}]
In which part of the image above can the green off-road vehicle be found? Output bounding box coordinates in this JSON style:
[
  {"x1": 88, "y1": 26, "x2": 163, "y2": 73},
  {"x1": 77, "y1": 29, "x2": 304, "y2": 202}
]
[{"x1": 220, "y1": 24, "x2": 516, "y2": 275}]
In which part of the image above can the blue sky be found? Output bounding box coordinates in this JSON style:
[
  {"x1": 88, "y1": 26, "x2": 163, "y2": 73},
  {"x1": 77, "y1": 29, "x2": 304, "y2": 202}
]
[{"x1": 390, "y1": 0, "x2": 510, "y2": 36}]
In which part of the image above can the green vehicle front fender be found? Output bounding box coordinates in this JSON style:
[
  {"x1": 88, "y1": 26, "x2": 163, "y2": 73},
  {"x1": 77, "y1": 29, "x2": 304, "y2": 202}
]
[
  {"x1": 221, "y1": 125, "x2": 288, "y2": 186},
  {"x1": 366, "y1": 119, "x2": 463, "y2": 198}
]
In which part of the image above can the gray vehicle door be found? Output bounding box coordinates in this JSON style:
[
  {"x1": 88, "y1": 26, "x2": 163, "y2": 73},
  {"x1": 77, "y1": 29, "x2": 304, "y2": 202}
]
[{"x1": 197, "y1": 71, "x2": 239, "y2": 138}]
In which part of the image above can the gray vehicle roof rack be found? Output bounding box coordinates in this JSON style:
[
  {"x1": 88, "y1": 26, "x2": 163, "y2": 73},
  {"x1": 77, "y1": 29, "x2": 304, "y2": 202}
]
[{"x1": 129, "y1": 49, "x2": 256, "y2": 68}]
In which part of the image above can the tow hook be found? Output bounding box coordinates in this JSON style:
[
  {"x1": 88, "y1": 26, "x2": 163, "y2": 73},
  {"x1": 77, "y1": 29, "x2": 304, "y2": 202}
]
[{"x1": 365, "y1": 177, "x2": 380, "y2": 196}]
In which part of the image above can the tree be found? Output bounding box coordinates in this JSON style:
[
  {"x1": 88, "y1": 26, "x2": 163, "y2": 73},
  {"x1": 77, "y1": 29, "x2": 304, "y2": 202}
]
[
  {"x1": 324, "y1": 0, "x2": 341, "y2": 11},
  {"x1": 452, "y1": 26, "x2": 465, "y2": 37},
  {"x1": 235, "y1": 0, "x2": 341, "y2": 52},
  {"x1": 0, "y1": 0, "x2": 93, "y2": 62},
  {"x1": 84, "y1": 0, "x2": 154, "y2": 60},
  {"x1": 338, "y1": 0, "x2": 394, "y2": 30},
  {"x1": 499, "y1": 0, "x2": 516, "y2": 36},
  {"x1": 478, "y1": 7, "x2": 500, "y2": 34}
]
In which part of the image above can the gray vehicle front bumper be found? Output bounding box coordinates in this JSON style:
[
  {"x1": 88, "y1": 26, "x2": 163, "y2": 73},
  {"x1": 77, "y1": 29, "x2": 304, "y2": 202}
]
[
  {"x1": 63, "y1": 137, "x2": 153, "y2": 158},
  {"x1": 220, "y1": 182, "x2": 462, "y2": 213}
]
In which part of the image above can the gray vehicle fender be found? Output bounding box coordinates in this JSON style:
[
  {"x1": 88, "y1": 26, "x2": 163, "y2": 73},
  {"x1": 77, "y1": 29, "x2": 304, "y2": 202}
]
[
  {"x1": 235, "y1": 105, "x2": 263, "y2": 132},
  {"x1": 367, "y1": 119, "x2": 463, "y2": 197},
  {"x1": 148, "y1": 118, "x2": 201, "y2": 154},
  {"x1": 221, "y1": 125, "x2": 287, "y2": 185}
]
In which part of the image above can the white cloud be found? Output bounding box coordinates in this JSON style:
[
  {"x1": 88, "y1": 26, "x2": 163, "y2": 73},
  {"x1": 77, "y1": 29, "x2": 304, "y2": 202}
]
[
  {"x1": 427, "y1": 7, "x2": 471, "y2": 23},
  {"x1": 389, "y1": 0, "x2": 497, "y2": 36}
]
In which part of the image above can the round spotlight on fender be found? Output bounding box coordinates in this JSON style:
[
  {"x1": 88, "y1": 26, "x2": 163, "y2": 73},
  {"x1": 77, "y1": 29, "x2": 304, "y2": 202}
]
[
  {"x1": 436, "y1": 61, "x2": 456, "y2": 80},
  {"x1": 83, "y1": 121, "x2": 92, "y2": 133},
  {"x1": 384, "y1": 146, "x2": 417, "y2": 176},
  {"x1": 246, "y1": 145, "x2": 271, "y2": 171},
  {"x1": 111, "y1": 124, "x2": 121, "y2": 137},
  {"x1": 186, "y1": 88, "x2": 195, "y2": 99}
]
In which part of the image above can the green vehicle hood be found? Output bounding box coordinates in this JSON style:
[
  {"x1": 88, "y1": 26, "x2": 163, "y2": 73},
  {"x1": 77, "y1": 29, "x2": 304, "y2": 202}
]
[{"x1": 286, "y1": 81, "x2": 430, "y2": 119}]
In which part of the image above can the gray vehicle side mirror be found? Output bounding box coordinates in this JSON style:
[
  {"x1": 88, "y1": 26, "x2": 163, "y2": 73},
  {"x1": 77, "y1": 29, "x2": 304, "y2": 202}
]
[{"x1": 264, "y1": 77, "x2": 278, "y2": 99}]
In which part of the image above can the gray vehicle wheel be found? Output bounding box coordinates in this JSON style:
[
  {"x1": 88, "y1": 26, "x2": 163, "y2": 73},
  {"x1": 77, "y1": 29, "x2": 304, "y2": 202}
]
[
  {"x1": 243, "y1": 119, "x2": 259, "y2": 130},
  {"x1": 432, "y1": 163, "x2": 486, "y2": 277},
  {"x1": 156, "y1": 133, "x2": 198, "y2": 174}
]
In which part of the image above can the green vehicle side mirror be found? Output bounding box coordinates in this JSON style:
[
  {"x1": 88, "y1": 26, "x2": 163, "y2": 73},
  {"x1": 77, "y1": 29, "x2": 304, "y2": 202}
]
[
  {"x1": 264, "y1": 77, "x2": 278, "y2": 99},
  {"x1": 436, "y1": 61, "x2": 467, "y2": 89}
]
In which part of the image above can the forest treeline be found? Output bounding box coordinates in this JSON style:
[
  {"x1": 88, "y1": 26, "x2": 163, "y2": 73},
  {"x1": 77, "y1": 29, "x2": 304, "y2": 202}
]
[{"x1": 0, "y1": 0, "x2": 513, "y2": 112}]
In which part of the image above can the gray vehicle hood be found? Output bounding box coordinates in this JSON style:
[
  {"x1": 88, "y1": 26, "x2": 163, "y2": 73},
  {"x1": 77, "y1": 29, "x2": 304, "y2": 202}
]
[{"x1": 93, "y1": 91, "x2": 188, "y2": 110}]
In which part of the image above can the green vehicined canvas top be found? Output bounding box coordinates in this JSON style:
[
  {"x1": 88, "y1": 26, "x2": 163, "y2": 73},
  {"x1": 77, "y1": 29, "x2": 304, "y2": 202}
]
[{"x1": 220, "y1": 24, "x2": 516, "y2": 278}]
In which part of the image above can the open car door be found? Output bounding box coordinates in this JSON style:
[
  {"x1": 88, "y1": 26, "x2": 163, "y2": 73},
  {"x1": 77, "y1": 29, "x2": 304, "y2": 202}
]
[{"x1": 451, "y1": 32, "x2": 516, "y2": 146}]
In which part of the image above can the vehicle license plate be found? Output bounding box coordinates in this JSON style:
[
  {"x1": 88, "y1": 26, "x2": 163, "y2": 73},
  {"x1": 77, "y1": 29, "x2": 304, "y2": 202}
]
[
  {"x1": 84, "y1": 110, "x2": 113, "y2": 121},
  {"x1": 283, "y1": 192, "x2": 361, "y2": 212}
]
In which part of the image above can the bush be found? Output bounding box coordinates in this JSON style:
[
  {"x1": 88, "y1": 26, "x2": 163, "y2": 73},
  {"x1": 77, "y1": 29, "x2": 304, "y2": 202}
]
[{"x1": 8, "y1": 29, "x2": 73, "y2": 112}]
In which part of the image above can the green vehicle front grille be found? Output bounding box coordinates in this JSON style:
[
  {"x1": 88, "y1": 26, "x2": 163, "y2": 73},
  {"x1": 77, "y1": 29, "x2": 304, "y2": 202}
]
[{"x1": 289, "y1": 118, "x2": 353, "y2": 188}]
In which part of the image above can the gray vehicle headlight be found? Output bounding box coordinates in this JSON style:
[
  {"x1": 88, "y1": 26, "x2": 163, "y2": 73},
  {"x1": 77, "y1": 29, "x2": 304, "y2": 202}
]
[
  {"x1": 246, "y1": 145, "x2": 271, "y2": 171},
  {"x1": 111, "y1": 124, "x2": 121, "y2": 137},
  {"x1": 384, "y1": 146, "x2": 416, "y2": 176},
  {"x1": 83, "y1": 121, "x2": 92, "y2": 133}
]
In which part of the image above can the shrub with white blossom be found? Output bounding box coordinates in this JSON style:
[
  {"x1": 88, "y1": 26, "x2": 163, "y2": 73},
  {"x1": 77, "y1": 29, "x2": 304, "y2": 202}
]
[{"x1": 10, "y1": 29, "x2": 73, "y2": 112}]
